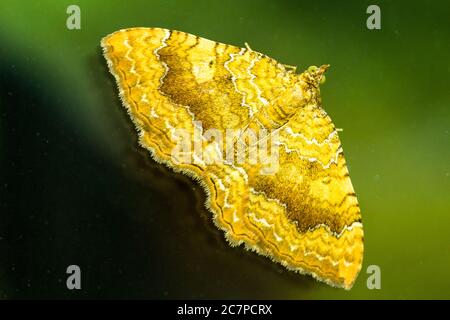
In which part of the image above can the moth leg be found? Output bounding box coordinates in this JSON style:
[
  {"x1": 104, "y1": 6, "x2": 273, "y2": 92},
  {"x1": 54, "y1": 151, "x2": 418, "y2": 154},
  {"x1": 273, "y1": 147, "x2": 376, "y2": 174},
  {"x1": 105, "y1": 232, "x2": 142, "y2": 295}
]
[{"x1": 283, "y1": 64, "x2": 297, "y2": 72}]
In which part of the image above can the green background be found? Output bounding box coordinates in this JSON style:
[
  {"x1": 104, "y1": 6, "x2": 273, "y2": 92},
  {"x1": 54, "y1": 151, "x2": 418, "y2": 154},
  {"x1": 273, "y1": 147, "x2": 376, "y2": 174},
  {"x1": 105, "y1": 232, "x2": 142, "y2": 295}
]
[{"x1": 0, "y1": 0, "x2": 449, "y2": 299}]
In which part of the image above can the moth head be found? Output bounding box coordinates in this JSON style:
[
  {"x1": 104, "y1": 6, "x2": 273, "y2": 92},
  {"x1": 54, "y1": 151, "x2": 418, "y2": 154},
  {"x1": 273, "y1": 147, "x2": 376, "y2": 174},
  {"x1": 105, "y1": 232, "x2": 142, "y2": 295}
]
[
  {"x1": 303, "y1": 64, "x2": 329, "y2": 87},
  {"x1": 297, "y1": 64, "x2": 329, "y2": 102}
]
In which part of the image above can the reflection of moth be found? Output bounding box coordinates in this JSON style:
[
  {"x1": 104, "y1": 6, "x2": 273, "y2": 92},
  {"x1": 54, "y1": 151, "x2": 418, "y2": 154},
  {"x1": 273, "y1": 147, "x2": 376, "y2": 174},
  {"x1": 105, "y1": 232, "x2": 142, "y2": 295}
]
[{"x1": 102, "y1": 27, "x2": 363, "y2": 289}]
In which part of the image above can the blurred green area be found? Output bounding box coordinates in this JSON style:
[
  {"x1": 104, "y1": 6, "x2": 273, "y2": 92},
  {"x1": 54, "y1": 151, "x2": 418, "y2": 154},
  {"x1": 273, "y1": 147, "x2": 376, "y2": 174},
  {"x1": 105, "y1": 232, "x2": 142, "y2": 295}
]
[{"x1": 0, "y1": 0, "x2": 449, "y2": 299}]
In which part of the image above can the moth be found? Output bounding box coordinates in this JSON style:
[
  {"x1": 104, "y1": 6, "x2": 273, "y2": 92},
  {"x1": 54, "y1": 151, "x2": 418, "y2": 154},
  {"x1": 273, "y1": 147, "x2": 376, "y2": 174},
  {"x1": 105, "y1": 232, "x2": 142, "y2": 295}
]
[{"x1": 101, "y1": 28, "x2": 363, "y2": 289}]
